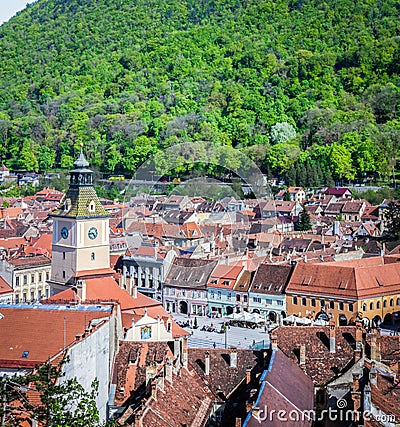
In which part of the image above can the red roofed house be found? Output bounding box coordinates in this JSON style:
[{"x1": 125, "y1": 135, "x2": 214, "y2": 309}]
[
  {"x1": 286, "y1": 256, "x2": 400, "y2": 327},
  {"x1": 288, "y1": 186, "x2": 306, "y2": 203},
  {"x1": 324, "y1": 187, "x2": 352, "y2": 199},
  {"x1": 207, "y1": 263, "x2": 247, "y2": 316},
  {"x1": 0, "y1": 303, "x2": 119, "y2": 423}
]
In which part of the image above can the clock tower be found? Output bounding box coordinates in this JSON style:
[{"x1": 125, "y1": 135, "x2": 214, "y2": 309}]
[{"x1": 49, "y1": 150, "x2": 112, "y2": 293}]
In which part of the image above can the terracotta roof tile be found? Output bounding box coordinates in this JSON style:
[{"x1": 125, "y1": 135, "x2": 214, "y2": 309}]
[{"x1": 0, "y1": 305, "x2": 111, "y2": 368}]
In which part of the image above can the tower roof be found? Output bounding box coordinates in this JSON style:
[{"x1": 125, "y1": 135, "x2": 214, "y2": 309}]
[
  {"x1": 51, "y1": 151, "x2": 110, "y2": 219},
  {"x1": 73, "y1": 150, "x2": 89, "y2": 168}
]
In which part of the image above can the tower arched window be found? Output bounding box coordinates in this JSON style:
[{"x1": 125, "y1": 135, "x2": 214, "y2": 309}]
[{"x1": 91, "y1": 252, "x2": 95, "y2": 261}]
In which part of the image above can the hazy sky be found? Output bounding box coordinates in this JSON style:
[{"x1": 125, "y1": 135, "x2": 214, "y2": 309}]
[{"x1": 0, "y1": 0, "x2": 36, "y2": 25}]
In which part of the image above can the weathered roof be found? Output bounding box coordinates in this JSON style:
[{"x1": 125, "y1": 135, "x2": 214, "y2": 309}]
[
  {"x1": 8, "y1": 255, "x2": 51, "y2": 269},
  {"x1": 273, "y1": 326, "x2": 357, "y2": 385},
  {"x1": 249, "y1": 263, "x2": 293, "y2": 295},
  {"x1": 188, "y1": 348, "x2": 261, "y2": 397},
  {"x1": 165, "y1": 258, "x2": 217, "y2": 288}
]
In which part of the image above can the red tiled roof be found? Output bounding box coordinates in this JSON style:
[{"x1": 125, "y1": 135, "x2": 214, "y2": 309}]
[
  {"x1": 0, "y1": 276, "x2": 13, "y2": 295},
  {"x1": 286, "y1": 257, "x2": 400, "y2": 299},
  {"x1": 9, "y1": 255, "x2": 51, "y2": 268},
  {"x1": 0, "y1": 306, "x2": 111, "y2": 368},
  {"x1": 0, "y1": 207, "x2": 23, "y2": 219}
]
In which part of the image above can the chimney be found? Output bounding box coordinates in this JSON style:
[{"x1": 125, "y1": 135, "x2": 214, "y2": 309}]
[
  {"x1": 182, "y1": 337, "x2": 188, "y2": 369},
  {"x1": 370, "y1": 331, "x2": 380, "y2": 362},
  {"x1": 151, "y1": 381, "x2": 157, "y2": 401},
  {"x1": 355, "y1": 321, "x2": 363, "y2": 362},
  {"x1": 130, "y1": 275, "x2": 137, "y2": 299},
  {"x1": 270, "y1": 333, "x2": 278, "y2": 350},
  {"x1": 173, "y1": 339, "x2": 181, "y2": 365},
  {"x1": 351, "y1": 370, "x2": 361, "y2": 421},
  {"x1": 146, "y1": 364, "x2": 157, "y2": 394},
  {"x1": 246, "y1": 368, "x2": 251, "y2": 385},
  {"x1": 165, "y1": 357, "x2": 173, "y2": 383},
  {"x1": 363, "y1": 384, "x2": 371, "y2": 412},
  {"x1": 205, "y1": 351, "x2": 210, "y2": 376},
  {"x1": 299, "y1": 344, "x2": 306, "y2": 366},
  {"x1": 76, "y1": 279, "x2": 87, "y2": 301},
  {"x1": 329, "y1": 320, "x2": 336, "y2": 353},
  {"x1": 230, "y1": 347, "x2": 237, "y2": 368},
  {"x1": 369, "y1": 362, "x2": 377, "y2": 385},
  {"x1": 352, "y1": 370, "x2": 361, "y2": 392}
]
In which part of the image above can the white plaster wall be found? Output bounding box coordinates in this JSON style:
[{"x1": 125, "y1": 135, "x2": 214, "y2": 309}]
[{"x1": 62, "y1": 321, "x2": 111, "y2": 422}]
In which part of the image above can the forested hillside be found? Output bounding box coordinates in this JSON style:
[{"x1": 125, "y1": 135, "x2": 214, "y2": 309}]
[{"x1": 0, "y1": 0, "x2": 399, "y2": 186}]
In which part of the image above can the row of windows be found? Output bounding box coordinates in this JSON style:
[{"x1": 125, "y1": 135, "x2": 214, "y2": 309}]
[
  {"x1": 164, "y1": 288, "x2": 206, "y2": 299},
  {"x1": 292, "y1": 296, "x2": 354, "y2": 312},
  {"x1": 15, "y1": 288, "x2": 49, "y2": 303},
  {"x1": 363, "y1": 298, "x2": 400, "y2": 311},
  {"x1": 15, "y1": 271, "x2": 50, "y2": 286},
  {"x1": 252, "y1": 297, "x2": 283, "y2": 306}
]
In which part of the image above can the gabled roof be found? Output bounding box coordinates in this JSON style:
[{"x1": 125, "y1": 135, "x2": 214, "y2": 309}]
[
  {"x1": 208, "y1": 264, "x2": 245, "y2": 289},
  {"x1": 324, "y1": 187, "x2": 352, "y2": 196},
  {"x1": 286, "y1": 257, "x2": 400, "y2": 299},
  {"x1": 188, "y1": 348, "x2": 261, "y2": 398},
  {"x1": 342, "y1": 201, "x2": 364, "y2": 213},
  {"x1": 9, "y1": 255, "x2": 51, "y2": 269},
  {"x1": 165, "y1": 258, "x2": 217, "y2": 288},
  {"x1": 249, "y1": 263, "x2": 292, "y2": 295},
  {"x1": 288, "y1": 186, "x2": 304, "y2": 193},
  {"x1": 46, "y1": 276, "x2": 161, "y2": 311}
]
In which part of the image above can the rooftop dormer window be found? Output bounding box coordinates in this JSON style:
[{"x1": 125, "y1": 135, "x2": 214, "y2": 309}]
[
  {"x1": 88, "y1": 200, "x2": 96, "y2": 213},
  {"x1": 64, "y1": 198, "x2": 71, "y2": 212}
]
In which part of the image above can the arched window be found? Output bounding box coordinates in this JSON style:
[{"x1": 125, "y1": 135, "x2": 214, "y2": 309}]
[
  {"x1": 377, "y1": 301, "x2": 381, "y2": 309},
  {"x1": 293, "y1": 296, "x2": 298, "y2": 305},
  {"x1": 390, "y1": 299, "x2": 394, "y2": 307},
  {"x1": 362, "y1": 304, "x2": 367, "y2": 311},
  {"x1": 91, "y1": 252, "x2": 95, "y2": 261},
  {"x1": 383, "y1": 300, "x2": 387, "y2": 308},
  {"x1": 370, "y1": 302, "x2": 374, "y2": 310}
]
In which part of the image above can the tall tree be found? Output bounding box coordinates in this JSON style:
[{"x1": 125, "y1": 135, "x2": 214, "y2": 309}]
[
  {"x1": 296, "y1": 208, "x2": 312, "y2": 231},
  {"x1": 0, "y1": 358, "x2": 102, "y2": 427}
]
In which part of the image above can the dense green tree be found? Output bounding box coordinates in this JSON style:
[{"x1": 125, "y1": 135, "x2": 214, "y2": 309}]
[
  {"x1": 296, "y1": 208, "x2": 312, "y2": 231},
  {"x1": 385, "y1": 201, "x2": 400, "y2": 238},
  {"x1": 0, "y1": 358, "x2": 102, "y2": 427},
  {"x1": 0, "y1": 0, "x2": 399, "y2": 181},
  {"x1": 269, "y1": 122, "x2": 297, "y2": 145}
]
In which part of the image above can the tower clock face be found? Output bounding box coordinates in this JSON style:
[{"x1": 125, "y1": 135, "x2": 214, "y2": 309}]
[
  {"x1": 61, "y1": 227, "x2": 69, "y2": 239},
  {"x1": 88, "y1": 227, "x2": 98, "y2": 240}
]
